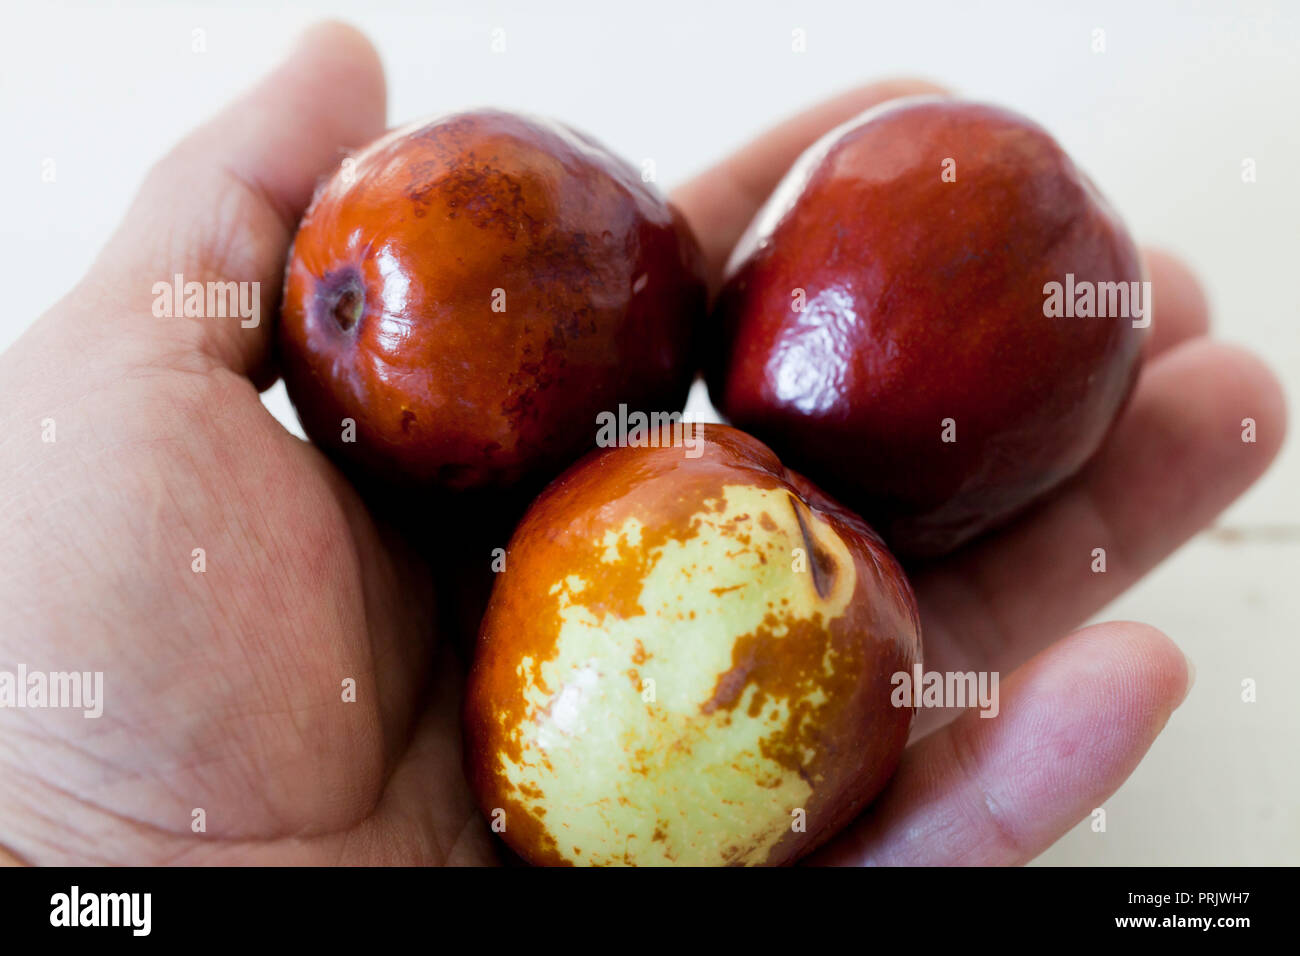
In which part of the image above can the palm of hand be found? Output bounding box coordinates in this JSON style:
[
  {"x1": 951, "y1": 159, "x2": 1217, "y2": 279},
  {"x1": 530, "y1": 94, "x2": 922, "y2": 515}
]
[{"x1": 0, "y1": 316, "x2": 494, "y2": 864}]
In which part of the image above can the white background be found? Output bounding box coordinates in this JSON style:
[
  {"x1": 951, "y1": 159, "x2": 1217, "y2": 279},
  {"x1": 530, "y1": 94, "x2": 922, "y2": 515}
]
[{"x1": 2, "y1": 0, "x2": 1296, "y2": 864}]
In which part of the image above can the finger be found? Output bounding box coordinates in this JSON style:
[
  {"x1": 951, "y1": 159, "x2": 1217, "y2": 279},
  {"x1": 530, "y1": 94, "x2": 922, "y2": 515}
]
[
  {"x1": 671, "y1": 79, "x2": 947, "y2": 294},
  {"x1": 917, "y1": 339, "x2": 1286, "y2": 677},
  {"x1": 1142, "y1": 248, "x2": 1211, "y2": 359},
  {"x1": 811, "y1": 621, "x2": 1192, "y2": 866},
  {"x1": 82, "y1": 21, "x2": 386, "y2": 384}
]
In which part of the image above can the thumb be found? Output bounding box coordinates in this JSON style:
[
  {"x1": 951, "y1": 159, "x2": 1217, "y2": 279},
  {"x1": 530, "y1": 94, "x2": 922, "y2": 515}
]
[{"x1": 85, "y1": 21, "x2": 386, "y2": 384}]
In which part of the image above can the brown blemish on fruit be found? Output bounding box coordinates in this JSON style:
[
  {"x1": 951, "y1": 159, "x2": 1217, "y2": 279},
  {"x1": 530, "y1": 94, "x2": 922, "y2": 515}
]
[
  {"x1": 699, "y1": 606, "x2": 872, "y2": 785},
  {"x1": 483, "y1": 789, "x2": 570, "y2": 867}
]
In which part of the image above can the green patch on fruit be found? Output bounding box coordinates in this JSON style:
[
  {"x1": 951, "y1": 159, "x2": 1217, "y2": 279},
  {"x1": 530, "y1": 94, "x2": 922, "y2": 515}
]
[{"x1": 497, "y1": 483, "x2": 856, "y2": 865}]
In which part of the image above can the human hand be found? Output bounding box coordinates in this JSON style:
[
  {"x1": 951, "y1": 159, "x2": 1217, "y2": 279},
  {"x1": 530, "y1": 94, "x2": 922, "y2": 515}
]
[
  {"x1": 0, "y1": 23, "x2": 493, "y2": 866},
  {"x1": 0, "y1": 24, "x2": 1284, "y2": 866}
]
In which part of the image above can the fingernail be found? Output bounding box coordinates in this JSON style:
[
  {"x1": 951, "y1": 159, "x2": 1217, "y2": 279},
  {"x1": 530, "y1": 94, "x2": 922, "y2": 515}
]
[{"x1": 1178, "y1": 650, "x2": 1196, "y2": 706}]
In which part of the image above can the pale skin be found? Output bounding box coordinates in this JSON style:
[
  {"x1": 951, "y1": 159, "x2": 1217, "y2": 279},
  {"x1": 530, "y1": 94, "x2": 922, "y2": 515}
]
[{"x1": 0, "y1": 23, "x2": 1286, "y2": 866}]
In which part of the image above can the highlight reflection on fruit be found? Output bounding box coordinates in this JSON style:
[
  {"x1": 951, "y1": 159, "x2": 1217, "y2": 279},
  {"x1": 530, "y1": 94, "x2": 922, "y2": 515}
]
[
  {"x1": 278, "y1": 109, "x2": 706, "y2": 492},
  {"x1": 708, "y1": 97, "x2": 1147, "y2": 557},
  {"x1": 464, "y1": 425, "x2": 921, "y2": 866}
]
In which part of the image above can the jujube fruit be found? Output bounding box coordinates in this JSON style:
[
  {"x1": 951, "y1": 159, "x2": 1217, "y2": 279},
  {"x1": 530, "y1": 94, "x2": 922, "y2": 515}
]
[
  {"x1": 279, "y1": 109, "x2": 707, "y2": 492},
  {"x1": 464, "y1": 425, "x2": 921, "y2": 866},
  {"x1": 708, "y1": 97, "x2": 1147, "y2": 556}
]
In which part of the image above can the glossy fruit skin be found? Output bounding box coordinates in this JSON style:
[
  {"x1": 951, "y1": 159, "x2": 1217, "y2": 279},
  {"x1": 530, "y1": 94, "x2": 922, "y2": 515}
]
[
  {"x1": 464, "y1": 425, "x2": 921, "y2": 866},
  {"x1": 708, "y1": 97, "x2": 1147, "y2": 557},
  {"x1": 279, "y1": 109, "x2": 707, "y2": 492}
]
